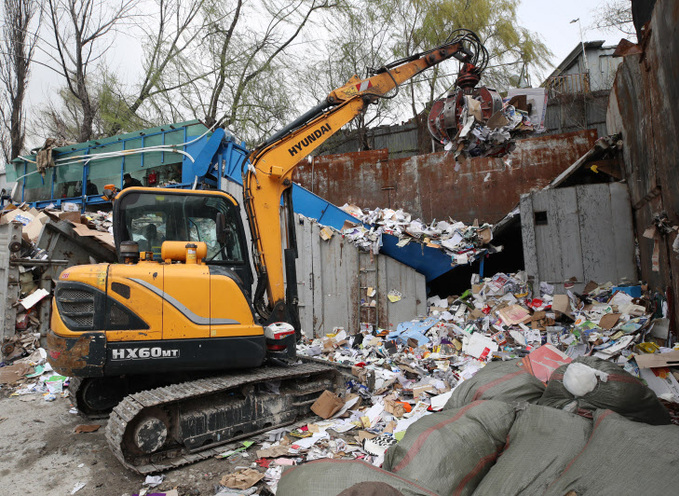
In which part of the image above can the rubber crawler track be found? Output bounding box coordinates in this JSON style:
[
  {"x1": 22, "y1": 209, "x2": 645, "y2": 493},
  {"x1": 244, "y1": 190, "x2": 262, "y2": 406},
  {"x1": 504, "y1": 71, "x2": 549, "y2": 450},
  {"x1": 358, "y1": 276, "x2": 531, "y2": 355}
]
[{"x1": 106, "y1": 363, "x2": 336, "y2": 474}]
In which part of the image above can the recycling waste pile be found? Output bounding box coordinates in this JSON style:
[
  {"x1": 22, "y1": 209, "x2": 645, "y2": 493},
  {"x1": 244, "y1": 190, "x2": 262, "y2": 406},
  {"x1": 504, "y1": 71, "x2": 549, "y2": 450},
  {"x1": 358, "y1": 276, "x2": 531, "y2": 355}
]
[
  {"x1": 281, "y1": 273, "x2": 679, "y2": 495},
  {"x1": 428, "y1": 90, "x2": 540, "y2": 159},
  {"x1": 339, "y1": 204, "x2": 495, "y2": 266},
  {"x1": 451, "y1": 96, "x2": 536, "y2": 159},
  {"x1": 3, "y1": 199, "x2": 679, "y2": 494},
  {"x1": 0, "y1": 202, "x2": 114, "y2": 400}
]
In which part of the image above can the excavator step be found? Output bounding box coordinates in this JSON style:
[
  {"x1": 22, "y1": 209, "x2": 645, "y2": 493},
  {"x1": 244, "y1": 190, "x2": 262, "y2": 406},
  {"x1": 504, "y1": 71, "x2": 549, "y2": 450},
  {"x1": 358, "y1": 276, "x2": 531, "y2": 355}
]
[{"x1": 106, "y1": 362, "x2": 340, "y2": 474}]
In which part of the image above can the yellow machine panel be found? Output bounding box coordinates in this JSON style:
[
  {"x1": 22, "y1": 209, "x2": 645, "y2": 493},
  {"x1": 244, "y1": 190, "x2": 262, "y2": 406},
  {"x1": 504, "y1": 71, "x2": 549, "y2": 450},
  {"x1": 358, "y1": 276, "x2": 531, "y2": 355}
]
[
  {"x1": 209, "y1": 274, "x2": 261, "y2": 338},
  {"x1": 107, "y1": 262, "x2": 164, "y2": 341},
  {"x1": 161, "y1": 263, "x2": 211, "y2": 340},
  {"x1": 59, "y1": 264, "x2": 109, "y2": 293}
]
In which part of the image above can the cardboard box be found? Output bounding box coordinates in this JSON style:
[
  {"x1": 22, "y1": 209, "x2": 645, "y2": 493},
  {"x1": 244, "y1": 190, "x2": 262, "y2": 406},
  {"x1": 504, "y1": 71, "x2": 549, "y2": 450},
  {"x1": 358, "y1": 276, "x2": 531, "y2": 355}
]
[
  {"x1": 22, "y1": 212, "x2": 50, "y2": 243},
  {"x1": 57, "y1": 211, "x2": 82, "y2": 224},
  {"x1": 552, "y1": 294, "x2": 574, "y2": 320},
  {"x1": 95, "y1": 232, "x2": 115, "y2": 249},
  {"x1": 310, "y1": 390, "x2": 345, "y2": 419},
  {"x1": 598, "y1": 313, "x2": 620, "y2": 330},
  {"x1": 1, "y1": 209, "x2": 35, "y2": 226},
  {"x1": 498, "y1": 304, "x2": 531, "y2": 326},
  {"x1": 635, "y1": 350, "x2": 679, "y2": 369},
  {"x1": 478, "y1": 227, "x2": 492, "y2": 244}
]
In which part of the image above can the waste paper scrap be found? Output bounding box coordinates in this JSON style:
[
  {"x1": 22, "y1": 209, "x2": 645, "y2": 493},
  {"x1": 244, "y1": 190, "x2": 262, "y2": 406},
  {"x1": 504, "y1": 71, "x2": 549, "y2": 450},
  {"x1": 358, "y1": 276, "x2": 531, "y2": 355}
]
[
  {"x1": 339, "y1": 204, "x2": 495, "y2": 266},
  {"x1": 428, "y1": 89, "x2": 542, "y2": 159},
  {"x1": 278, "y1": 272, "x2": 679, "y2": 495},
  {"x1": 1, "y1": 202, "x2": 114, "y2": 249},
  {"x1": 2, "y1": 203, "x2": 678, "y2": 496},
  {"x1": 451, "y1": 96, "x2": 535, "y2": 159}
]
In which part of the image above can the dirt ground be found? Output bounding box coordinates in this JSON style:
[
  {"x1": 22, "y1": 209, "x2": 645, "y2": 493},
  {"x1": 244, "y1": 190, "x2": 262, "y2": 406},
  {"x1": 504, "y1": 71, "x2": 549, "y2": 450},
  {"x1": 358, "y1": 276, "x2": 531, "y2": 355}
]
[{"x1": 0, "y1": 391, "x2": 262, "y2": 496}]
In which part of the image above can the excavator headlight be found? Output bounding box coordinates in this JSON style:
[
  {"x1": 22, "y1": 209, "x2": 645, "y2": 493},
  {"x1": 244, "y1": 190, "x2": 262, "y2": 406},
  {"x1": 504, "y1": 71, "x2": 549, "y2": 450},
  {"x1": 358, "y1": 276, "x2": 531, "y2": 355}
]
[{"x1": 264, "y1": 323, "x2": 298, "y2": 361}]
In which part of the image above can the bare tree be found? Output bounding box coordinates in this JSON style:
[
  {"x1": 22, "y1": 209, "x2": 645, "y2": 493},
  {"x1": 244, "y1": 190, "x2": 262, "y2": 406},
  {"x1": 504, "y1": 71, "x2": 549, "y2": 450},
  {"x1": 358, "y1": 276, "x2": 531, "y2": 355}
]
[
  {"x1": 204, "y1": 0, "x2": 338, "y2": 133},
  {"x1": 302, "y1": 3, "x2": 397, "y2": 151},
  {"x1": 0, "y1": 0, "x2": 40, "y2": 162},
  {"x1": 41, "y1": 0, "x2": 136, "y2": 142},
  {"x1": 108, "y1": 0, "x2": 208, "y2": 133},
  {"x1": 591, "y1": 0, "x2": 636, "y2": 40},
  {"x1": 148, "y1": 0, "x2": 337, "y2": 143}
]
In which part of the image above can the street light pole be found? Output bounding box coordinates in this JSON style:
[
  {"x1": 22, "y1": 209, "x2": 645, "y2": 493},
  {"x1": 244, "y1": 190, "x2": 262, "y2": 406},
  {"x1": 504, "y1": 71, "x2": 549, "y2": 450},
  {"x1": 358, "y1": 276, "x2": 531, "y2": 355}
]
[{"x1": 570, "y1": 18, "x2": 590, "y2": 90}]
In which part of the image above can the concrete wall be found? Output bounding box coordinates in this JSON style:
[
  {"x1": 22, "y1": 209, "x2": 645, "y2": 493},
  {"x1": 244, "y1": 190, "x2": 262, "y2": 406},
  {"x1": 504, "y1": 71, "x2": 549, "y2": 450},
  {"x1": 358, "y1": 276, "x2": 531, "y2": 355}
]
[
  {"x1": 293, "y1": 130, "x2": 597, "y2": 225},
  {"x1": 606, "y1": 0, "x2": 679, "y2": 332}
]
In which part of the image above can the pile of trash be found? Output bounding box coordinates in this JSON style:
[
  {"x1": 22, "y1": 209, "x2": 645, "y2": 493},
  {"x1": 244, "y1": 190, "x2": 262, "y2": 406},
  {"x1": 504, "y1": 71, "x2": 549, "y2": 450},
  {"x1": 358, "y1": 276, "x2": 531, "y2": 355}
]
[
  {"x1": 267, "y1": 272, "x2": 679, "y2": 495},
  {"x1": 452, "y1": 96, "x2": 534, "y2": 159},
  {"x1": 0, "y1": 344, "x2": 68, "y2": 402},
  {"x1": 429, "y1": 90, "x2": 541, "y2": 159},
  {"x1": 0, "y1": 202, "x2": 114, "y2": 250},
  {"x1": 339, "y1": 204, "x2": 494, "y2": 265},
  {"x1": 0, "y1": 202, "x2": 115, "y2": 387},
  {"x1": 2, "y1": 266, "x2": 678, "y2": 494},
  {"x1": 300, "y1": 271, "x2": 676, "y2": 401},
  {"x1": 186, "y1": 272, "x2": 679, "y2": 493}
]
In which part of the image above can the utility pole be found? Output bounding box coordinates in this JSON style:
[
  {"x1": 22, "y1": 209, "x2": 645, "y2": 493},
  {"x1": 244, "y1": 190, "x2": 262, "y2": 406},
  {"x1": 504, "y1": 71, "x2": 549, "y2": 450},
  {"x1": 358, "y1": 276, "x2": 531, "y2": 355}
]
[{"x1": 570, "y1": 18, "x2": 590, "y2": 84}]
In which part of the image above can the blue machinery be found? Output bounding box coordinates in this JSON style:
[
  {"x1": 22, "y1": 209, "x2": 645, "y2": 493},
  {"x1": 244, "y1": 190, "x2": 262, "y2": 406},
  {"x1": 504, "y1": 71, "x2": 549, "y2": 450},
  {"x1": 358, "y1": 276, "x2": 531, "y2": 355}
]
[{"x1": 8, "y1": 121, "x2": 455, "y2": 282}]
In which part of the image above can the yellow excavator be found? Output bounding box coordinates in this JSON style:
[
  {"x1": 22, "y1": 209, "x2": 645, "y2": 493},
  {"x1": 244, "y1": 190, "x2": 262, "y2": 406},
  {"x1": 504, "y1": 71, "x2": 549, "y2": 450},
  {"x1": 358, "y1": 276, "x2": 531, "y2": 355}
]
[{"x1": 47, "y1": 29, "x2": 492, "y2": 473}]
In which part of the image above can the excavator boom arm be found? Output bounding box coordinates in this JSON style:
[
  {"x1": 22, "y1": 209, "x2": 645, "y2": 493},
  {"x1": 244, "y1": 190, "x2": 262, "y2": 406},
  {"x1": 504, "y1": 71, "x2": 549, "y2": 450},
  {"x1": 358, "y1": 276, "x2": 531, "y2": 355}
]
[{"x1": 244, "y1": 31, "x2": 486, "y2": 320}]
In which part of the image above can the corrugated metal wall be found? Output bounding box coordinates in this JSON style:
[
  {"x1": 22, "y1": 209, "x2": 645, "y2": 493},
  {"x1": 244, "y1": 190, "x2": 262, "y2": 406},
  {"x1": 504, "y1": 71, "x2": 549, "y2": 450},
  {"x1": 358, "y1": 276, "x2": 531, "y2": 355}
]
[
  {"x1": 606, "y1": 0, "x2": 679, "y2": 334},
  {"x1": 520, "y1": 183, "x2": 636, "y2": 294},
  {"x1": 293, "y1": 130, "x2": 597, "y2": 224}
]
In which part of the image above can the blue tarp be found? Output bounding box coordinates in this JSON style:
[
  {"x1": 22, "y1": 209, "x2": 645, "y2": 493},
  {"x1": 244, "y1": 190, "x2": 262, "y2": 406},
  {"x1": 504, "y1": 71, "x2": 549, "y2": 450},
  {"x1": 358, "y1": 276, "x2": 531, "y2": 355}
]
[{"x1": 386, "y1": 316, "x2": 440, "y2": 346}]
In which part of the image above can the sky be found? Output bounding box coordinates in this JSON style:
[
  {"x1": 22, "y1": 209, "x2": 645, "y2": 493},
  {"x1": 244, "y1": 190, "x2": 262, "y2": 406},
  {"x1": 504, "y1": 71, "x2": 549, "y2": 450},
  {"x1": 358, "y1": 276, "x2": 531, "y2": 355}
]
[
  {"x1": 24, "y1": 0, "x2": 628, "y2": 135},
  {"x1": 516, "y1": 0, "x2": 626, "y2": 82}
]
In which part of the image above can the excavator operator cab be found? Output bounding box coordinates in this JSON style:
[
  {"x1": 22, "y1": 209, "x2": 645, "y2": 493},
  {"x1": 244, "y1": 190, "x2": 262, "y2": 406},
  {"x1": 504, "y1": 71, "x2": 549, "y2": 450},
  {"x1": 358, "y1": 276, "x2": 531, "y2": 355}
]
[{"x1": 113, "y1": 187, "x2": 253, "y2": 293}]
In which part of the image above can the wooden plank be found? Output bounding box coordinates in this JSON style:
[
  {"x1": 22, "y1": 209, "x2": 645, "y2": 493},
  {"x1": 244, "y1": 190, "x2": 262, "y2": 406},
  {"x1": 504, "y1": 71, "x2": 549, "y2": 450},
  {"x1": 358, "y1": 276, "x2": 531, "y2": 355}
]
[
  {"x1": 294, "y1": 217, "x2": 314, "y2": 338},
  {"x1": 532, "y1": 191, "x2": 564, "y2": 285},
  {"x1": 576, "y1": 183, "x2": 616, "y2": 285},
  {"x1": 520, "y1": 194, "x2": 539, "y2": 284},
  {"x1": 380, "y1": 255, "x2": 427, "y2": 330},
  {"x1": 553, "y1": 188, "x2": 584, "y2": 285},
  {"x1": 609, "y1": 183, "x2": 637, "y2": 281},
  {"x1": 317, "y1": 223, "x2": 354, "y2": 334},
  {"x1": 310, "y1": 220, "x2": 323, "y2": 337}
]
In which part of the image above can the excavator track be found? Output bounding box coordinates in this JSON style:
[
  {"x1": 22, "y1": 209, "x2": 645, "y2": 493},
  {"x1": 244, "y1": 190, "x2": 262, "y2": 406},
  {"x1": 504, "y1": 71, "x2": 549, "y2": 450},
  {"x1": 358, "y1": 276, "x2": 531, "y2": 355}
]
[{"x1": 106, "y1": 362, "x2": 340, "y2": 474}]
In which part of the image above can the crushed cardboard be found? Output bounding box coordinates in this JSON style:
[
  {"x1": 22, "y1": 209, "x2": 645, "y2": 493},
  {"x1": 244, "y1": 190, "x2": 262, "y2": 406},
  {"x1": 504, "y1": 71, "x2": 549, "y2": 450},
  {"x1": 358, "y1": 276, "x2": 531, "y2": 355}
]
[{"x1": 311, "y1": 390, "x2": 345, "y2": 419}]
